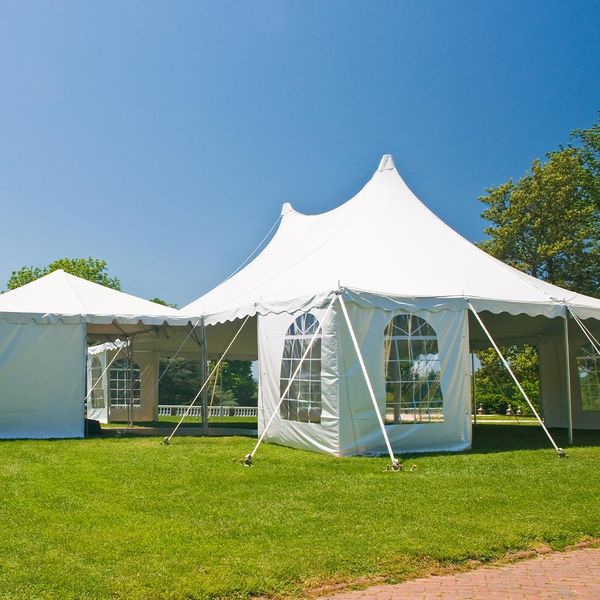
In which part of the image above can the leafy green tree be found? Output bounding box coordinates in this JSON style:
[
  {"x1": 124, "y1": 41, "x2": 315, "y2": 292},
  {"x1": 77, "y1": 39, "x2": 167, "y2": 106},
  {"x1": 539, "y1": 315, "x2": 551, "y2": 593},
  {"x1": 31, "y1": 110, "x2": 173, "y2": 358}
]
[
  {"x1": 158, "y1": 358, "x2": 203, "y2": 405},
  {"x1": 158, "y1": 357, "x2": 257, "y2": 406},
  {"x1": 478, "y1": 146, "x2": 600, "y2": 297},
  {"x1": 572, "y1": 111, "x2": 600, "y2": 208},
  {"x1": 149, "y1": 297, "x2": 178, "y2": 308},
  {"x1": 218, "y1": 360, "x2": 257, "y2": 406},
  {"x1": 475, "y1": 114, "x2": 600, "y2": 413},
  {"x1": 474, "y1": 346, "x2": 540, "y2": 416},
  {"x1": 7, "y1": 257, "x2": 120, "y2": 291}
]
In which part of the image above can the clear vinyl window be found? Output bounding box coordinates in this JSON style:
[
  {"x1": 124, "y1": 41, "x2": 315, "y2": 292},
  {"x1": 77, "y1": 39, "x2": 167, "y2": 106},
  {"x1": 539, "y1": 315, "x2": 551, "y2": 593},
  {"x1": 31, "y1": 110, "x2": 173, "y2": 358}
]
[
  {"x1": 577, "y1": 344, "x2": 600, "y2": 411},
  {"x1": 89, "y1": 356, "x2": 106, "y2": 409},
  {"x1": 280, "y1": 313, "x2": 322, "y2": 424},
  {"x1": 109, "y1": 359, "x2": 141, "y2": 406},
  {"x1": 384, "y1": 314, "x2": 444, "y2": 424}
]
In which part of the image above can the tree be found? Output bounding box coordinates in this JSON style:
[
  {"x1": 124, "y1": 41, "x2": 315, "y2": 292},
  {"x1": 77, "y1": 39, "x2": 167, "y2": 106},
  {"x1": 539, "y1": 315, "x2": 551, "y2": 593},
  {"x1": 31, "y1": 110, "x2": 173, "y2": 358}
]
[
  {"x1": 149, "y1": 297, "x2": 178, "y2": 308},
  {"x1": 158, "y1": 358, "x2": 258, "y2": 406},
  {"x1": 218, "y1": 360, "x2": 257, "y2": 406},
  {"x1": 7, "y1": 257, "x2": 120, "y2": 291},
  {"x1": 572, "y1": 111, "x2": 600, "y2": 209},
  {"x1": 475, "y1": 114, "x2": 600, "y2": 414},
  {"x1": 474, "y1": 346, "x2": 540, "y2": 416},
  {"x1": 478, "y1": 146, "x2": 600, "y2": 297}
]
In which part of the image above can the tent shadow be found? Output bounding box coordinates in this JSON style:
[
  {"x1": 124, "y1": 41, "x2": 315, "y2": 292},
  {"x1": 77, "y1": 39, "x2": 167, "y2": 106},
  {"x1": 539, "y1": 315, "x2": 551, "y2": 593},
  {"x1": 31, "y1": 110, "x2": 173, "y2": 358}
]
[
  {"x1": 394, "y1": 425, "x2": 600, "y2": 460},
  {"x1": 468, "y1": 424, "x2": 600, "y2": 455}
]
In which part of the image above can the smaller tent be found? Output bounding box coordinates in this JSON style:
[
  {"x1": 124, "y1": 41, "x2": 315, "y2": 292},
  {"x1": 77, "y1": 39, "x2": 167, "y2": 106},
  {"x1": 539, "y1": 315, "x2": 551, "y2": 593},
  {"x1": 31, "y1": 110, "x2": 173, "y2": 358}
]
[{"x1": 0, "y1": 270, "x2": 192, "y2": 439}]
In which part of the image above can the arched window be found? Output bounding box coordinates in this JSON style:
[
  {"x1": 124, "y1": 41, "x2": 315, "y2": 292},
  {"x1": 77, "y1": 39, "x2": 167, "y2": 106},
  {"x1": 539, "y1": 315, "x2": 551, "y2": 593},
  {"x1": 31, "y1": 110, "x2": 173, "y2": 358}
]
[
  {"x1": 577, "y1": 344, "x2": 600, "y2": 411},
  {"x1": 280, "y1": 313, "x2": 322, "y2": 424},
  {"x1": 90, "y1": 356, "x2": 106, "y2": 409},
  {"x1": 384, "y1": 314, "x2": 444, "y2": 424},
  {"x1": 109, "y1": 359, "x2": 141, "y2": 406}
]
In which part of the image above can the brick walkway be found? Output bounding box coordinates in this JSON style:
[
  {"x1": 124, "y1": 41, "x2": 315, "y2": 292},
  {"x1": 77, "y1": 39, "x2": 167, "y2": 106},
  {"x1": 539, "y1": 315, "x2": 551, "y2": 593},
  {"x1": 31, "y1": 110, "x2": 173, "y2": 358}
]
[{"x1": 320, "y1": 547, "x2": 600, "y2": 599}]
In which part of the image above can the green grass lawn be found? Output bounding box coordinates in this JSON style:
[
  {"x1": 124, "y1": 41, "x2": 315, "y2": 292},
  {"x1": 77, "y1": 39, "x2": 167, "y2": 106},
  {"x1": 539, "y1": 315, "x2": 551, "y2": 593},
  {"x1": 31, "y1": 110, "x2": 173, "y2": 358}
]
[{"x1": 0, "y1": 425, "x2": 599, "y2": 599}]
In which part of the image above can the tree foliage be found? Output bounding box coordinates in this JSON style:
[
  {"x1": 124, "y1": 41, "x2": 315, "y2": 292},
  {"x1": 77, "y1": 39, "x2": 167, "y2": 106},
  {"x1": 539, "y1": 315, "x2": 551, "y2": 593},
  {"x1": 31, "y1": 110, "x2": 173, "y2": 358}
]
[
  {"x1": 7, "y1": 257, "x2": 121, "y2": 291},
  {"x1": 475, "y1": 114, "x2": 600, "y2": 413},
  {"x1": 474, "y1": 346, "x2": 540, "y2": 416},
  {"x1": 478, "y1": 145, "x2": 600, "y2": 297},
  {"x1": 149, "y1": 297, "x2": 178, "y2": 308},
  {"x1": 158, "y1": 358, "x2": 257, "y2": 406}
]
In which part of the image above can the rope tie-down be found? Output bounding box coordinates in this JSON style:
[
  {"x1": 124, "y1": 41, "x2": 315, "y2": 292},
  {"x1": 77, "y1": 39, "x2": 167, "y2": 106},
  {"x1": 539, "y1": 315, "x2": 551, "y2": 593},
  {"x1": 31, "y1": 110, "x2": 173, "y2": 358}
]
[{"x1": 161, "y1": 315, "x2": 251, "y2": 445}]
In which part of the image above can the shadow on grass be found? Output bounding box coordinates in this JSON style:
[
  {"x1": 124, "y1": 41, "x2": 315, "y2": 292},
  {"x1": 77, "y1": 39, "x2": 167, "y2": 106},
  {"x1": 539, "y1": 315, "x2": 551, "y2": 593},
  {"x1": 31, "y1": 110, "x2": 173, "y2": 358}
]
[{"x1": 470, "y1": 424, "x2": 600, "y2": 454}]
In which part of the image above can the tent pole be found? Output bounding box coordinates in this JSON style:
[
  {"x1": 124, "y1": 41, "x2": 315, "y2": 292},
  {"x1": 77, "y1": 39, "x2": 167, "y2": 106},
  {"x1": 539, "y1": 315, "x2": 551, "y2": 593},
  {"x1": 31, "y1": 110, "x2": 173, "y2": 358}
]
[
  {"x1": 563, "y1": 308, "x2": 573, "y2": 446},
  {"x1": 467, "y1": 302, "x2": 565, "y2": 457},
  {"x1": 471, "y1": 351, "x2": 477, "y2": 425},
  {"x1": 128, "y1": 336, "x2": 134, "y2": 429},
  {"x1": 200, "y1": 317, "x2": 209, "y2": 436},
  {"x1": 164, "y1": 315, "x2": 250, "y2": 444},
  {"x1": 338, "y1": 294, "x2": 401, "y2": 470}
]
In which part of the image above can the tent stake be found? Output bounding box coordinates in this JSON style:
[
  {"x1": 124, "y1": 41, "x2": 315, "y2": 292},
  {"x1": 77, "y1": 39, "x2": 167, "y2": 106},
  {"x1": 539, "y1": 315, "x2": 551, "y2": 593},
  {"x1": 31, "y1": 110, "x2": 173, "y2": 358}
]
[
  {"x1": 467, "y1": 302, "x2": 565, "y2": 457},
  {"x1": 338, "y1": 295, "x2": 401, "y2": 471}
]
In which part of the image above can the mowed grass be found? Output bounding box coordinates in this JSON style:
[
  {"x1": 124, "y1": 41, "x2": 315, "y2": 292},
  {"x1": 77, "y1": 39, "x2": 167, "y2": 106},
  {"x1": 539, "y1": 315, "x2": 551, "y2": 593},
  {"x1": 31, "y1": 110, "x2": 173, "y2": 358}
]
[{"x1": 0, "y1": 425, "x2": 599, "y2": 599}]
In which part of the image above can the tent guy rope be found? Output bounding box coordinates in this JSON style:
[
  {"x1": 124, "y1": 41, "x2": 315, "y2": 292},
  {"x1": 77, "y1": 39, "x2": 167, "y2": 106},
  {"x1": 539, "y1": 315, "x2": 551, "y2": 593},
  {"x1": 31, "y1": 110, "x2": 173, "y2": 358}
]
[
  {"x1": 162, "y1": 315, "x2": 251, "y2": 444},
  {"x1": 569, "y1": 308, "x2": 600, "y2": 356},
  {"x1": 338, "y1": 294, "x2": 402, "y2": 471},
  {"x1": 468, "y1": 301, "x2": 566, "y2": 457}
]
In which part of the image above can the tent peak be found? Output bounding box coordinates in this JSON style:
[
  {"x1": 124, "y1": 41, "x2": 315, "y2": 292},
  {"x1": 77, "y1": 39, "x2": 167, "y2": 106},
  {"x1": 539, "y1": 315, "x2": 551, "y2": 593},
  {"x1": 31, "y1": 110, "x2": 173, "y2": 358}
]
[
  {"x1": 281, "y1": 202, "x2": 295, "y2": 216},
  {"x1": 377, "y1": 154, "x2": 395, "y2": 172}
]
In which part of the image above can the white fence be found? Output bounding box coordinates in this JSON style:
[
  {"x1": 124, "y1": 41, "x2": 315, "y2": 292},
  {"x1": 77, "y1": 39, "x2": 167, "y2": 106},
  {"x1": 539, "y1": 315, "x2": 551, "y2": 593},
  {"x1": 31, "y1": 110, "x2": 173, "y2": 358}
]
[{"x1": 158, "y1": 405, "x2": 258, "y2": 418}]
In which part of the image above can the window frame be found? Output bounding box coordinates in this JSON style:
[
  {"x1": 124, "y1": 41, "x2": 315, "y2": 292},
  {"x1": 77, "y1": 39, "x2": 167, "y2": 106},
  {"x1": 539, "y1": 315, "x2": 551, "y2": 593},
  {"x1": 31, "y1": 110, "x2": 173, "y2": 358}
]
[
  {"x1": 109, "y1": 358, "x2": 141, "y2": 407},
  {"x1": 577, "y1": 343, "x2": 600, "y2": 412},
  {"x1": 279, "y1": 313, "x2": 323, "y2": 424},
  {"x1": 384, "y1": 313, "x2": 444, "y2": 425}
]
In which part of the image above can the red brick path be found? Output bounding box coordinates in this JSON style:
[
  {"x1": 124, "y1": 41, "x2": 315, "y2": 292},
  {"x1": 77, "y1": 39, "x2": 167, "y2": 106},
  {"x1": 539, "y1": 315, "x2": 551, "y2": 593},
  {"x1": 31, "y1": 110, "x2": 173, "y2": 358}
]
[{"x1": 320, "y1": 547, "x2": 600, "y2": 599}]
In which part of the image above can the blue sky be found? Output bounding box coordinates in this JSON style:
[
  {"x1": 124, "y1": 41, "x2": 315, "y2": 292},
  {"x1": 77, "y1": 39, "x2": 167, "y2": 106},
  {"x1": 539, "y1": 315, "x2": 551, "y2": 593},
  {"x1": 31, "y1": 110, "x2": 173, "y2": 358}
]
[{"x1": 1, "y1": 1, "x2": 598, "y2": 306}]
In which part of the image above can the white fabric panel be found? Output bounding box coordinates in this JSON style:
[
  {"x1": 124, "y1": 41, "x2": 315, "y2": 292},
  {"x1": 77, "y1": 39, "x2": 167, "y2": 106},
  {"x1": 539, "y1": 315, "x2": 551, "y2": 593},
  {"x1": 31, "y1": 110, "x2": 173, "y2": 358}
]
[
  {"x1": 0, "y1": 270, "x2": 191, "y2": 327},
  {"x1": 183, "y1": 155, "x2": 600, "y2": 324},
  {"x1": 0, "y1": 321, "x2": 86, "y2": 439},
  {"x1": 337, "y1": 303, "x2": 471, "y2": 455},
  {"x1": 258, "y1": 300, "x2": 471, "y2": 457},
  {"x1": 539, "y1": 335, "x2": 600, "y2": 430},
  {"x1": 258, "y1": 307, "x2": 339, "y2": 455}
]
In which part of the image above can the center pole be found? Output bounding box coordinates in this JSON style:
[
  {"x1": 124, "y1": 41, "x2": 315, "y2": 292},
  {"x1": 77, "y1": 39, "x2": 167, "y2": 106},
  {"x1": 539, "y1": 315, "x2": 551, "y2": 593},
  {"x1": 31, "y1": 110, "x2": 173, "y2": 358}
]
[{"x1": 563, "y1": 308, "x2": 573, "y2": 446}]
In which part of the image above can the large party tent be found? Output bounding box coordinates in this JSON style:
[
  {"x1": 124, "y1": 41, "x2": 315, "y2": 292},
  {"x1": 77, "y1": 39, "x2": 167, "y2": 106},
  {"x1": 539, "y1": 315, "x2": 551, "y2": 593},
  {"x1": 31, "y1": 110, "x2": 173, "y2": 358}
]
[
  {"x1": 183, "y1": 154, "x2": 600, "y2": 459},
  {"x1": 0, "y1": 270, "x2": 193, "y2": 439}
]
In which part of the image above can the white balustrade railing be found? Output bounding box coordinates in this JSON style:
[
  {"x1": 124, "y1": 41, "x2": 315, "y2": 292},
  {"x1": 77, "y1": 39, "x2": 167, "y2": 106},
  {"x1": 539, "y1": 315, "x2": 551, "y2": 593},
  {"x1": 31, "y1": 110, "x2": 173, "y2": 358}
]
[{"x1": 158, "y1": 405, "x2": 258, "y2": 418}]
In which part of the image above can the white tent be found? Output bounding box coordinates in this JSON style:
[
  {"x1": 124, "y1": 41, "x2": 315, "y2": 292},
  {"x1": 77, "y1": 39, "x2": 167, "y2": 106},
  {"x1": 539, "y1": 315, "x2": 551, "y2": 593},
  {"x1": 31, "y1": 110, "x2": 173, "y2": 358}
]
[
  {"x1": 0, "y1": 270, "x2": 192, "y2": 439},
  {"x1": 183, "y1": 154, "x2": 600, "y2": 457}
]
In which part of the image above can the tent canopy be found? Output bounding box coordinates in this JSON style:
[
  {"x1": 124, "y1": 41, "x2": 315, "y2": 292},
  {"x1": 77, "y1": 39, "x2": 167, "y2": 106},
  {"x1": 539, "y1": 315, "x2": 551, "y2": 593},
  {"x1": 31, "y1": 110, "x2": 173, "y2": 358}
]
[
  {"x1": 0, "y1": 270, "x2": 192, "y2": 331},
  {"x1": 183, "y1": 155, "x2": 600, "y2": 325}
]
